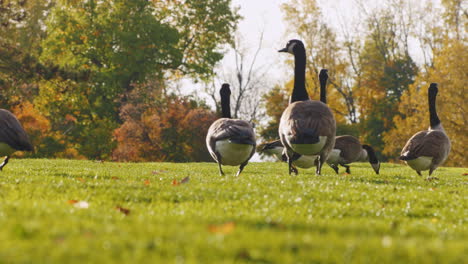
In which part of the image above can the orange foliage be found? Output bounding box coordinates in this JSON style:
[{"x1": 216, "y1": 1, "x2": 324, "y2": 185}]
[
  {"x1": 11, "y1": 101, "x2": 85, "y2": 159},
  {"x1": 112, "y1": 95, "x2": 217, "y2": 162}
]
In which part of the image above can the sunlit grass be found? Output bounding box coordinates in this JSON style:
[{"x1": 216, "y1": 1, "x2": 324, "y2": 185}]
[{"x1": 0, "y1": 159, "x2": 466, "y2": 263}]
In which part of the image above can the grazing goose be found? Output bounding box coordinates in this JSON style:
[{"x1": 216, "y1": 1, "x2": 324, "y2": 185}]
[
  {"x1": 206, "y1": 84, "x2": 256, "y2": 176},
  {"x1": 278, "y1": 40, "x2": 336, "y2": 175},
  {"x1": 399, "y1": 83, "x2": 450, "y2": 178},
  {"x1": 0, "y1": 109, "x2": 34, "y2": 170},
  {"x1": 326, "y1": 135, "x2": 380, "y2": 174}
]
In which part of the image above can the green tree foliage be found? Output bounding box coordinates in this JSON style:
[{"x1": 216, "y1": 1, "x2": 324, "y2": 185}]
[{"x1": 1, "y1": 0, "x2": 239, "y2": 160}]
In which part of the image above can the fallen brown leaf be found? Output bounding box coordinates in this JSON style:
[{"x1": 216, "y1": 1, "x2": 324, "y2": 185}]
[
  {"x1": 172, "y1": 179, "x2": 180, "y2": 186},
  {"x1": 67, "y1": 200, "x2": 79, "y2": 204},
  {"x1": 144, "y1": 179, "x2": 150, "y2": 186},
  {"x1": 208, "y1": 221, "x2": 235, "y2": 234},
  {"x1": 77, "y1": 177, "x2": 85, "y2": 183},
  {"x1": 111, "y1": 176, "x2": 119, "y2": 180},
  {"x1": 116, "y1": 206, "x2": 131, "y2": 215},
  {"x1": 463, "y1": 173, "x2": 468, "y2": 176}
]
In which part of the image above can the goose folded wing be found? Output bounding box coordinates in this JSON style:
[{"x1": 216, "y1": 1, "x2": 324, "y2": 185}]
[
  {"x1": 334, "y1": 136, "x2": 362, "y2": 162},
  {"x1": 402, "y1": 131, "x2": 448, "y2": 159},
  {"x1": 0, "y1": 115, "x2": 33, "y2": 151},
  {"x1": 211, "y1": 120, "x2": 255, "y2": 145},
  {"x1": 284, "y1": 103, "x2": 335, "y2": 142}
]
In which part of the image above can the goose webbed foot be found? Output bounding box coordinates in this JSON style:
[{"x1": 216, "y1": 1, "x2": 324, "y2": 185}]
[
  {"x1": 289, "y1": 164, "x2": 298, "y2": 175},
  {"x1": 0, "y1": 156, "x2": 10, "y2": 171},
  {"x1": 342, "y1": 164, "x2": 351, "y2": 174}
]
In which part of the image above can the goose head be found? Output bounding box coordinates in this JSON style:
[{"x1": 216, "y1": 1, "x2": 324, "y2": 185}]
[
  {"x1": 220, "y1": 83, "x2": 231, "y2": 97},
  {"x1": 278, "y1": 39, "x2": 305, "y2": 54},
  {"x1": 362, "y1": 144, "x2": 380, "y2": 174}
]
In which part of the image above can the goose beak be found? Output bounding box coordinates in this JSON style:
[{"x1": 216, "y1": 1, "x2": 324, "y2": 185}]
[{"x1": 278, "y1": 48, "x2": 288, "y2": 52}]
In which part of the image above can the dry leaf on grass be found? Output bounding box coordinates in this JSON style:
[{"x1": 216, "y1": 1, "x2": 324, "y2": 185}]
[
  {"x1": 172, "y1": 176, "x2": 190, "y2": 186},
  {"x1": 144, "y1": 179, "x2": 150, "y2": 186},
  {"x1": 115, "y1": 206, "x2": 130, "y2": 215},
  {"x1": 208, "y1": 221, "x2": 235, "y2": 234}
]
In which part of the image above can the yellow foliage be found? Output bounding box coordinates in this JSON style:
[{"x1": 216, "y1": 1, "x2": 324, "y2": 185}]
[{"x1": 383, "y1": 39, "x2": 467, "y2": 166}]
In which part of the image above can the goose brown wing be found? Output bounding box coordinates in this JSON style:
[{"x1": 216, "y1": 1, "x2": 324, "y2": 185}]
[
  {"x1": 206, "y1": 118, "x2": 256, "y2": 161},
  {"x1": 401, "y1": 130, "x2": 449, "y2": 161},
  {"x1": 0, "y1": 110, "x2": 33, "y2": 151},
  {"x1": 334, "y1": 135, "x2": 362, "y2": 163},
  {"x1": 280, "y1": 100, "x2": 335, "y2": 145}
]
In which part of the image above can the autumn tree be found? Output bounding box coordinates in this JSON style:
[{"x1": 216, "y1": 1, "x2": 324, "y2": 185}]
[
  {"x1": 113, "y1": 80, "x2": 217, "y2": 162},
  {"x1": 35, "y1": 0, "x2": 239, "y2": 159}
]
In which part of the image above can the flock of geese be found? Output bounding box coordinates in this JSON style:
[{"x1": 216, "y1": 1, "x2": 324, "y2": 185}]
[
  {"x1": 206, "y1": 39, "x2": 451, "y2": 179},
  {"x1": 0, "y1": 39, "x2": 451, "y2": 179}
]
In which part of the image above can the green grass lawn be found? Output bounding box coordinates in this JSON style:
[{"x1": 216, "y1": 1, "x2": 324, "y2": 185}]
[{"x1": 0, "y1": 159, "x2": 466, "y2": 263}]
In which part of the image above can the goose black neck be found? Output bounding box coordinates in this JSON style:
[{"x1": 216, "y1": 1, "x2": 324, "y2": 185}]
[
  {"x1": 290, "y1": 47, "x2": 308, "y2": 103},
  {"x1": 428, "y1": 83, "x2": 440, "y2": 128},
  {"x1": 319, "y1": 69, "x2": 328, "y2": 104},
  {"x1": 220, "y1": 92, "x2": 231, "y2": 119},
  {"x1": 362, "y1": 145, "x2": 378, "y2": 164}
]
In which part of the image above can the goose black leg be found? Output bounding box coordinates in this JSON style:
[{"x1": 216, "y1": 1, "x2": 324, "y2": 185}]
[
  {"x1": 236, "y1": 161, "x2": 248, "y2": 177},
  {"x1": 0, "y1": 156, "x2": 9, "y2": 171},
  {"x1": 342, "y1": 164, "x2": 351, "y2": 174},
  {"x1": 286, "y1": 154, "x2": 298, "y2": 175},
  {"x1": 330, "y1": 164, "x2": 339, "y2": 174},
  {"x1": 214, "y1": 152, "x2": 224, "y2": 176},
  {"x1": 427, "y1": 167, "x2": 439, "y2": 181},
  {"x1": 315, "y1": 156, "x2": 322, "y2": 175},
  {"x1": 217, "y1": 162, "x2": 224, "y2": 176},
  {"x1": 416, "y1": 171, "x2": 422, "y2": 176}
]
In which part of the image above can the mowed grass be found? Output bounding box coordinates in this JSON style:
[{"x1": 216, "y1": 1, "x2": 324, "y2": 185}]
[{"x1": 0, "y1": 159, "x2": 466, "y2": 264}]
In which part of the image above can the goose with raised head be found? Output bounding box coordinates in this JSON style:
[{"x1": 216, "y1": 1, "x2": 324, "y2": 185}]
[
  {"x1": 278, "y1": 40, "x2": 336, "y2": 175},
  {"x1": 326, "y1": 135, "x2": 380, "y2": 174},
  {"x1": 206, "y1": 84, "x2": 256, "y2": 176},
  {"x1": 399, "y1": 83, "x2": 450, "y2": 178},
  {"x1": 0, "y1": 109, "x2": 34, "y2": 170}
]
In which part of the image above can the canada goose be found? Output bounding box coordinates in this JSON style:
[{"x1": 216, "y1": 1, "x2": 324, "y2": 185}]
[
  {"x1": 259, "y1": 69, "x2": 332, "y2": 171},
  {"x1": 399, "y1": 83, "x2": 450, "y2": 178},
  {"x1": 206, "y1": 83, "x2": 256, "y2": 176},
  {"x1": 278, "y1": 40, "x2": 336, "y2": 175},
  {"x1": 0, "y1": 109, "x2": 34, "y2": 170},
  {"x1": 326, "y1": 135, "x2": 380, "y2": 174}
]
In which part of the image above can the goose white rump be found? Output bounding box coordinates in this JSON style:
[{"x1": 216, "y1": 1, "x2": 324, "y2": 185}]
[{"x1": 215, "y1": 140, "x2": 254, "y2": 166}]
